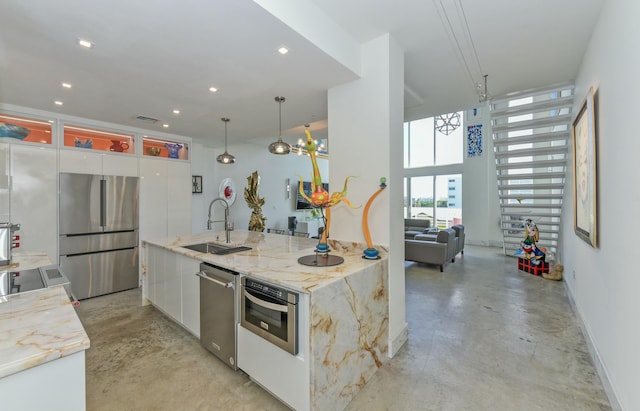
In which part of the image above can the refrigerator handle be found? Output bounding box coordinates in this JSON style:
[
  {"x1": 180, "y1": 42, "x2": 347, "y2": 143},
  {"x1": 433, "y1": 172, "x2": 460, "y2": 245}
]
[{"x1": 100, "y1": 178, "x2": 106, "y2": 227}]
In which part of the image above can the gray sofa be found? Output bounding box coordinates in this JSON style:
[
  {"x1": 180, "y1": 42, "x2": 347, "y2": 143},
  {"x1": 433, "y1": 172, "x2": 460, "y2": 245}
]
[
  {"x1": 404, "y1": 218, "x2": 432, "y2": 239},
  {"x1": 405, "y1": 228, "x2": 456, "y2": 272},
  {"x1": 451, "y1": 224, "x2": 465, "y2": 257}
]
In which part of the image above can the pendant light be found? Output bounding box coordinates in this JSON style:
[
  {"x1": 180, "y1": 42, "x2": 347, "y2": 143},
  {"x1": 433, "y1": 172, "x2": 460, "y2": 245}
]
[
  {"x1": 216, "y1": 117, "x2": 236, "y2": 164},
  {"x1": 268, "y1": 96, "x2": 291, "y2": 155}
]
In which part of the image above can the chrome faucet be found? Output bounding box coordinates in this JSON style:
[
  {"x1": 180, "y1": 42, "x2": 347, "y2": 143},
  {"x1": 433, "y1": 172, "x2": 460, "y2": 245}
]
[{"x1": 207, "y1": 198, "x2": 233, "y2": 243}]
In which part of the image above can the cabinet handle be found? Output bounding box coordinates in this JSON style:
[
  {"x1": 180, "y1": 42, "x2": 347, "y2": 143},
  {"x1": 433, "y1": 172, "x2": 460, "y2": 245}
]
[
  {"x1": 244, "y1": 289, "x2": 288, "y2": 312},
  {"x1": 195, "y1": 271, "x2": 234, "y2": 288}
]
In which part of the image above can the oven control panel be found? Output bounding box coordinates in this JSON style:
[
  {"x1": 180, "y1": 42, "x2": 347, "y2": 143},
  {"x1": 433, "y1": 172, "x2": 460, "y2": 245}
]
[
  {"x1": 243, "y1": 278, "x2": 298, "y2": 304},
  {"x1": 244, "y1": 278, "x2": 284, "y2": 299}
]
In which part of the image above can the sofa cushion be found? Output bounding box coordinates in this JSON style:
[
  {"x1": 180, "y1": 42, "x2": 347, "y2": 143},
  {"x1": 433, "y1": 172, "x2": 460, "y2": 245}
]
[
  {"x1": 414, "y1": 233, "x2": 437, "y2": 241},
  {"x1": 404, "y1": 218, "x2": 431, "y2": 239},
  {"x1": 404, "y1": 218, "x2": 431, "y2": 231},
  {"x1": 404, "y1": 239, "x2": 448, "y2": 271}
]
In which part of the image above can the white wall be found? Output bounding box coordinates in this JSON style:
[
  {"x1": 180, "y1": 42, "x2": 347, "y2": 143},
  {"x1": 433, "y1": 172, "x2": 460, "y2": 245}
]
[
  {"x1": 328, "y1": 34, "x2": 407, "y2": 355},
  {"x1": 562, "y1": 1, "x2": 640, "y2": 409},
  {"x1": 190, "y1": 141, "x2": 328, "y2": 235},
  {"x1": 461, "y1": 105, "x2": 503, "y2": 247}
]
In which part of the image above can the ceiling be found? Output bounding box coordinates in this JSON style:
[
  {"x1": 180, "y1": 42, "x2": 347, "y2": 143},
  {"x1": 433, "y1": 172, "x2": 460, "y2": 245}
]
[{"x1": 0, "y1": 0, "x2": 604, "y2": 148}]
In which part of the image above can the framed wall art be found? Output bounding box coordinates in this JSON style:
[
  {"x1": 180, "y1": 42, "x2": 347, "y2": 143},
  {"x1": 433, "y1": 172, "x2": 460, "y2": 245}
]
[
  {"x1": 571, "y1": 86, "x2": 597, "y2": 247},
  {"x1": 192, "y1": 175, "x2": 203, "y2": 194}
]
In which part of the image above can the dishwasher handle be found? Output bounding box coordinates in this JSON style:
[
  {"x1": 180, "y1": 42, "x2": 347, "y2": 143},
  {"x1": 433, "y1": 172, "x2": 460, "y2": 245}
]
[{"x1": 196, "y1": 271, "x2": 235, "y2": 288}]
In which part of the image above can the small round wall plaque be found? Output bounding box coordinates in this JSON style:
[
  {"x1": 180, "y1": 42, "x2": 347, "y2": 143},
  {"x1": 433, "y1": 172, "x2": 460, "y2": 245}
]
[{"x1": 219, "y1": 178, "x2": 236, "y2": 206}]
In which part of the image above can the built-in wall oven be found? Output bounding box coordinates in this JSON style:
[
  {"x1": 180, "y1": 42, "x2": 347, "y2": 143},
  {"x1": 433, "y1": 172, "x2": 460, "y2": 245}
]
[{"x1": 240, "y1": 277, "x2": 298, "y2": 355}]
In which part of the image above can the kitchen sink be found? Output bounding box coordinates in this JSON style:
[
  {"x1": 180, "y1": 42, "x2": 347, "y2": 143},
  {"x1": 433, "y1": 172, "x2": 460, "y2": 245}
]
[{"x1": 182, "y1": 242, "x2": 251, "y2": 255}]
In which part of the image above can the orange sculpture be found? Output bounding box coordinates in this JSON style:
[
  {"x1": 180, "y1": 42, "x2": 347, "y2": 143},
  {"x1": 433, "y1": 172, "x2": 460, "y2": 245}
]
[
  {"x1": 362, "y1": 177, "x2": 387, "y2": 259},
  {"x1": 297, "y1": 129, "x2": 359, "y2": 252}
]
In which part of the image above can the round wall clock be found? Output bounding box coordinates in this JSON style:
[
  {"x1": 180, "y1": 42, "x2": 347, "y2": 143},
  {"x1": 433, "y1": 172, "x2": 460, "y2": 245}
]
[{"x1": 219, "y1": 178, "x2": 236, "y2": 206}]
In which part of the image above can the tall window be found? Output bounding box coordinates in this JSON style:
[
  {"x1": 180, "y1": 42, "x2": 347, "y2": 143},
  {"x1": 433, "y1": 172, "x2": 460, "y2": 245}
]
[{"x1": 404, "y1": 112, "x2": 464, "y2": 227}]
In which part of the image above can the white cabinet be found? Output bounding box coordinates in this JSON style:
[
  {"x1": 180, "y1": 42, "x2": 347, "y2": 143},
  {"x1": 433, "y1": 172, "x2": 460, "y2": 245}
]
[
  {"x1": 59, "y1": 149, "x2": 138, "y2": 176},
  {"x1": 237, "y1": 291, "x2": 310, "y2": 411},
  {"x1": 180, "y1": 255, "x2": 201, "y2": 336},
  {"x1": 102, "y1": 154, "x2": 138, "y2": 176},
  {"x1": 59, "y1": 150, "x2": 102, "y2": 174},
  {"x1": 0, "y1": 143, "x2": 9, "y2": 221},
  {"x1": 140, "y1": 158, "x2": 191, "y2": 242},
  {"x1": 167, "y1": 161, "x2": 192, "y2": 236},
  {"x1": 0, "y1": 351, "x2": 86, "y2": 411},
  {"x1": 160, "y1": 247, "x2": 181, "y2": 322},
  {"x1": 144, "y1": 244, "x2": 200, "y2": 336},
  {"x1": 10, "y1": 145, "x2": 58, "y2": 261}
]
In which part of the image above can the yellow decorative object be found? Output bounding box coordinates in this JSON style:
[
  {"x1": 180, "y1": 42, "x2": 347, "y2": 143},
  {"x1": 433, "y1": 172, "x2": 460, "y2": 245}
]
[
  {"x1": 297, "y1": 129, "x2": 359, "y2": 252},
  {"x1": 362, "y1": 178, "x2": 387, "y2": 259},
  {"x1": 244, "y1": 171, "x2": 266, "y2": 231}
]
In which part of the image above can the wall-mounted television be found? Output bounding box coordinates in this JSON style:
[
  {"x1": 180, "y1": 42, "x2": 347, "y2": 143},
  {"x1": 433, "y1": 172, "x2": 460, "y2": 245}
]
[{"x1": 296, "y1": 181, "x2": 329, "y2": 210}]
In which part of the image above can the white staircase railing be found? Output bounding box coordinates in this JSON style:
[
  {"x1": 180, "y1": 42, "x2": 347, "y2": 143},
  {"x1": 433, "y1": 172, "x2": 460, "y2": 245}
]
[{"x1": 490, "y1": 83, "x2": 575, "y2": 259}]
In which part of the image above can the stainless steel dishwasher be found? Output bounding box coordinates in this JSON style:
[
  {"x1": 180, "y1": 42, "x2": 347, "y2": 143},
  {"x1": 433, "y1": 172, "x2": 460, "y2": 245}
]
[{"x1": 197, "y1": 262, "x2": 240, "y2": 370}]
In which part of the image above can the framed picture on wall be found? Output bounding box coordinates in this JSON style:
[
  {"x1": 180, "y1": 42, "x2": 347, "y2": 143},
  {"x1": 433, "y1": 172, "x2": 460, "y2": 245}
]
[
  {"x1": 571, "y1": 86, "x2": 597, "y2": 247},
  {"x1": 192, "y1": 175, "x2": 203, "y2": 194}
]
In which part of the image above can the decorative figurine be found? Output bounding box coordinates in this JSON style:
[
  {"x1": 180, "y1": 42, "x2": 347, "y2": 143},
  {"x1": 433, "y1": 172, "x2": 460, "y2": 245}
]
[
  {"x1": 516, "y1": 218, "x2": 546, "y2": 265},
  {"x1": 362, "y1": 177, "x2": 387, "y2": 259},
  {"x1": 244, "y1": 170, "x2": 266, "y2": 232},
  {"x1": 297, "y1": 129, "x2": 359, "y2": 266}
]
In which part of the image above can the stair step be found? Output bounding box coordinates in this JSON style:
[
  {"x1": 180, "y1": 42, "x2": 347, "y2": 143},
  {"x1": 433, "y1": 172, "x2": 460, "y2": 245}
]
[
  {"x1": 497, "y1": 171, "x2": 566, "y2": 180},
  {"x1": 497, "y1": 182, "x2": 565, "y2": 191},
  {"x1": 494, "y1": 145, "x2": 568, "y2": 159},
  {"x1": 493, "y1": 131, "x2": 570, "y2": 147},
  {"x1": 490, "y1": 94, "x2": 575, "y2": 118},
  {"x1": 495, "y1": 159, "x2": 567, "y2": 170},
  {"x1": 492, "y1": 113, "x2": 573, "y2": 133}
]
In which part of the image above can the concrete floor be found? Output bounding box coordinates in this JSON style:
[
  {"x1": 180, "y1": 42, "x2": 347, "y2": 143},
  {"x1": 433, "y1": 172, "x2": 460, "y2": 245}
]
[{"x1": 75, "y1": 245, "x2": 612, "y2": 411}]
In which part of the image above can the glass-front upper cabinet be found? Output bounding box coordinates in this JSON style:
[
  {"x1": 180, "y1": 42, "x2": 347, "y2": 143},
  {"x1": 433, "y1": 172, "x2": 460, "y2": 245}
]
[
  {"x1": 0, "y1": 113, "x2": 53, "y2": 144},
  {"x1": 142, "y1": 136, "x2": 189, "y2": 160},
  {"x1": 63, "y1": 124, "x2": 135, "y2": 154}
]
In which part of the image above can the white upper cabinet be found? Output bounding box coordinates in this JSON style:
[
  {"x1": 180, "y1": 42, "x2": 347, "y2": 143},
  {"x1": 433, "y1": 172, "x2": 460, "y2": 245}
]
[
  {"x1": 0, "y1": 144, "x2": 9, "y2": 222},
  {"x1": 139, "y1": 157, "x2": 191, "y2": 242},
  {"x1": 59, "y1": 150, "x2": 138, "y2": 176},
  {"x1": 9, "y1": 145, "x2": 58, "y2": 261}
]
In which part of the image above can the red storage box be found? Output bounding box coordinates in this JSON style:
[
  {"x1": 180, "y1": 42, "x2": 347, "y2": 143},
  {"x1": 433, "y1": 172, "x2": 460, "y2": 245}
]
[{"x1": 517, "y1": 258, "x2": 549, "y2": 276}]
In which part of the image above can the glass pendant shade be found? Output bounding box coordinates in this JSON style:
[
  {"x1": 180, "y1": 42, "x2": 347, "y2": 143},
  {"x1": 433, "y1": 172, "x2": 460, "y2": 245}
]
[
  {"x1": 217, "y1": 117, "x2": 236, "y2": 164},
  {"x1": 268, "y1": 96, "x2": 291, "y2": 155}
]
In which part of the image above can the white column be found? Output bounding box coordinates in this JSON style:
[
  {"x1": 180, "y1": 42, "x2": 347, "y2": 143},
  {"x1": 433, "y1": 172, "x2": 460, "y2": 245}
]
[{"x1": 328, "y1": 34, "x2": 407, "y2": 356}]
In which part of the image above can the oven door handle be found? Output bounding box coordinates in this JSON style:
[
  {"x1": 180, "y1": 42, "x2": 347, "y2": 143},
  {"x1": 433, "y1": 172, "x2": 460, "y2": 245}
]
[
  {"x1": 244, "y1": 289, "x2": 288, "y2": 312},
  {"x1": 196, "y1": 271, "x2": 234, "y2": 289}
]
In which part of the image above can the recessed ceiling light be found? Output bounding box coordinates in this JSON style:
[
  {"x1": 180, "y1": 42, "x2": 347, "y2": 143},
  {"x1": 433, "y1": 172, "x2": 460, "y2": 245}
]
[
  {"x1": 172, "y1": 109, "x2": 180, "y2": 114},
  {"x1": 209, "y1": 86, "x2": 218, "y2": 93},
  {"x1": 162, "y1": 124, "x2": 169, "y2": 128},
  {"x1": 278, "y1": 46, "x2": 289, "y2": 55},
  {"x1": 61, "y1": 82, "x2": 72, "y2": 89},
  {"x1": 77, "y1": 38, "x2": 94, "y2": 49},
  {"x1": 54, "y1": 100, "x2": 63, "y2": 106}
]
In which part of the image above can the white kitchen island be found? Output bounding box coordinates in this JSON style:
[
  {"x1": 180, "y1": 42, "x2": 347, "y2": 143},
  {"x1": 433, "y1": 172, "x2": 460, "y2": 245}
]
[
  {"x1": 142, "y1": 230, "x2": 389, "y2": 411},
  {"x1": 0, "y1": 253, "x2": 90, "y2": 411}
]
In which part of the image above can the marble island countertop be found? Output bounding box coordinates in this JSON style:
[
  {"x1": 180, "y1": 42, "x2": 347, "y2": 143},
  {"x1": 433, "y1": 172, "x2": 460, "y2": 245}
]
[
  {"x1": 0, "y1": 253, "x2": 90, "y2": 379},
  {"x1": 143, "y1": 229, "x2": 388, "y2": 294},
  {"x1": 144, "y1": 230, "x2": 390, "y2": 411}
]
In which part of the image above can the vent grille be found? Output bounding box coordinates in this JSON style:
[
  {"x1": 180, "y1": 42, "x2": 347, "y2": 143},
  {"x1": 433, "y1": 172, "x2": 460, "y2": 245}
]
[{"x1": 134, "y1": 115, "x2": 160, "y2": 123}]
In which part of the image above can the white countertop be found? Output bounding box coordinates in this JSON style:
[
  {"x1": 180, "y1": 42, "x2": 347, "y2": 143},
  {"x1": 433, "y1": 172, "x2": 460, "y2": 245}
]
[
  {"x1": 143, "y1": 230, "x2": 388, "y2": 294},
  {"x1": 0, "y1": 253, "x2": 90, "y2": 379}
]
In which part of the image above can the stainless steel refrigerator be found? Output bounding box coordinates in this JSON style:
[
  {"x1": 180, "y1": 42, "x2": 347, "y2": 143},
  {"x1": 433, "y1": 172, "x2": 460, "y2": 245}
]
[{"x1": 59, "y1": 173, "x2": 139, "y2": 300}]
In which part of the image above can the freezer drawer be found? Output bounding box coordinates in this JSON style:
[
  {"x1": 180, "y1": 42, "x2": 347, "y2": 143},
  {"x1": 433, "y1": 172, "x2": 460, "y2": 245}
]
[
  {"x1": 59, "y1": 231, "x2": 138, "y2": 255},
  {"x1": 60, "y1": 248, "x2": 139, "y2": 300}
]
